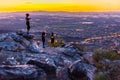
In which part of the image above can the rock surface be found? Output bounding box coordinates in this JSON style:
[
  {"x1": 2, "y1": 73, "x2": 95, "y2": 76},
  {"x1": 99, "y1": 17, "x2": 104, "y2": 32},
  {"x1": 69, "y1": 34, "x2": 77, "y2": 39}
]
[
  {"x1": 27, "y1": 59, "x2": 57, "y2": 75},
  {"x1": 83, "y1": 52, "x2": 95, "y2": 65},
  {"x1": 0, "y1": 32, "x2": 97, "y2": 80},
  {"x1": 56, "y1": 67, "x2": 70, "y2": 80},
  {"x1": 69, "y1": 60, "x2": 96, "y2": 80},
  {"x1": 0, "y1": 65, "x2": 46, "y2": 80},
  {"x1": 28, "y1": 41, "x2": 42, "y2": 53}
]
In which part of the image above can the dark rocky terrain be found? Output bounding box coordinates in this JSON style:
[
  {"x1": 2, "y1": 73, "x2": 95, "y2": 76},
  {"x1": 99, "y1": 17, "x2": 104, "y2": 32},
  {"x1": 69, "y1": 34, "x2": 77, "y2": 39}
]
[{"x1": 0, "y1": 32, "x2": 97, "y2": 80}]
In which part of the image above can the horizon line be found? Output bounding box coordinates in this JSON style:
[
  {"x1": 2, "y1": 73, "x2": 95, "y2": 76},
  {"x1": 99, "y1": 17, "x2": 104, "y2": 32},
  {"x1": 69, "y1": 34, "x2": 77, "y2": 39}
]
[{"x1": 0, "y1": 10, "x2": 120, "y2": 13}]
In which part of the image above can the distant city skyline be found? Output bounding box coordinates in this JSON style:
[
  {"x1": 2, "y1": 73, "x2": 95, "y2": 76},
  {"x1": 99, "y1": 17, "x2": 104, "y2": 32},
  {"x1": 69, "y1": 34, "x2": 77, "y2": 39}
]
[{"x1": 0, "y1": 0, "x2": 120, "y2": 12}]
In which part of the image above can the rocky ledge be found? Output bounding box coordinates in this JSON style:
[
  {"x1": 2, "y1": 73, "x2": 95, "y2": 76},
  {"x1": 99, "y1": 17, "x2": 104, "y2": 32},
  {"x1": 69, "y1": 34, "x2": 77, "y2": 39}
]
[{"x1": 0, "y1": 32, "x2": 96, "y2": 80}]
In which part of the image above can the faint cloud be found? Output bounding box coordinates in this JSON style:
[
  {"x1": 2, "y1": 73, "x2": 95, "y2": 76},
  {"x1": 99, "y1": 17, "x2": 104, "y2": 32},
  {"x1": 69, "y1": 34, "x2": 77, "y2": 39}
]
[
  {"x1": 25, "y1": 2, "x2": 32, "y2": 4},
  {"x1": 24, "y1": 0, "x2": 33, "y2": 4}
]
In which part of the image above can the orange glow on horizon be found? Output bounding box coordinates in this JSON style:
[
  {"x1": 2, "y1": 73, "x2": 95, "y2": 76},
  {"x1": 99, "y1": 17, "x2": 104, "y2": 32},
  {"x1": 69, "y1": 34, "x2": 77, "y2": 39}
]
[{"x1": 0, "y1": 0, "x2": 120, "y2": 12}]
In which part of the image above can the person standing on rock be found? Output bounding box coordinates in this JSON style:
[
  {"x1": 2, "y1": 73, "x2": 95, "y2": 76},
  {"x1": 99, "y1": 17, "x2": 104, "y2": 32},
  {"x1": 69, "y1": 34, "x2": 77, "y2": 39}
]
[
  {"x1": 25, "y1": 13, "x2": 31, "y2": 34},
  {"x1": 41, "y1": 32, "x2": 46, "y2": 48},
  {"x1": 50, "y1": 32, "x2": 55, "y2": 46}
]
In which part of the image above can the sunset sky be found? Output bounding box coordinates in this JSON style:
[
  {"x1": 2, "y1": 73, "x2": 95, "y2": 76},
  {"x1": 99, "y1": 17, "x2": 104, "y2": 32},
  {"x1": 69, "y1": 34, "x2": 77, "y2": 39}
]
[{"x1": 0, "y1": 0, "x2": 120, "y2": 12}]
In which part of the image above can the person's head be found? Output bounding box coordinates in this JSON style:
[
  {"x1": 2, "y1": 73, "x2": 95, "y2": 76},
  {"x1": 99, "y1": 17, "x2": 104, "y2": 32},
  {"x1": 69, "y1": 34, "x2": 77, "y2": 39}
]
[
  {"x1": 26, "y1": 13, "x2": 29, "y2": 17},
  {"x1": 51, "y1": 32, "x2": 54, "y2": 36}
]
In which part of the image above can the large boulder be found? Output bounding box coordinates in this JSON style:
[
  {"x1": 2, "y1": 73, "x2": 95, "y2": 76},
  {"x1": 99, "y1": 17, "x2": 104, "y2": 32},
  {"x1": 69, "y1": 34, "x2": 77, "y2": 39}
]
[
  {"x1": 22, "y1": 33, "x2": 35, "y2": 40},
  {"x1": 63, "y1": 44, "x2": 81, "y2": 57},
  {"x1": 56, "y1": 67, "x2": 70, "y2": 80},
  {"x1": 0, "y1": 65, "x2": 46, "y2": 80},
  {"x1": 0, "y1": 33, "x2": 27, "y2": 51},
  {"x1": 2, "y1": 57, "x2": 19, "y2": 65},
  {"x1": 69, "y1": 60, "x2": 96, "y2": 80},
  {"x1": 52, "y1": 53, "x2": 81, "y2": 67},
  {"x1": 10, "y1": 33, "x2": 29, "y2": 47},
  {"x1": 0, "y1": 42, "x2": 24, "y2": 51},
  {"x1": 10, "y1": 33, "x2": 23, "y2": 42},
  {"x1": 60, "y1": 55, "x2": 76, "y2": 67},
  {"x1": 27, "y1": 59, "x2": 57, "y2": 75},
  {"x1": 82, "y1": 52, "x2": 95, "y2": 65},
  {"x1": 28, "y1": 41, "x2": 41, "y2": 53},
  {"x1": 0, "y1": 33, "x2": 8, "y2": 42}
]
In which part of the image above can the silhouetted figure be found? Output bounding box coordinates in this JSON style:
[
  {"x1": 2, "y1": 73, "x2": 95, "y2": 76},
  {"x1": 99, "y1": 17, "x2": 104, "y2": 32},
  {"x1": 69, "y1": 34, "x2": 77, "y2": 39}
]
[
  {"x1": 41, "y1": 32, "x2": 45, "y2": 48},
  {"x1": 25, "y1": 13, "x2": 31, "y2": 34},
  {"x1": 50, "y1": 32, "x2": 55, "y2": 45}
]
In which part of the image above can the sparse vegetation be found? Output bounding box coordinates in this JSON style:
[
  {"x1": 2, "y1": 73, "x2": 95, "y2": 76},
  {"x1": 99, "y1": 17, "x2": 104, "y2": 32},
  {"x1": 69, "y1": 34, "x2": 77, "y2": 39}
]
[
  {"x1": 48, "y1": 38, "x2": 65, "y2": 47},
  {"x1": 108, "y1": 62, "x2": 120, "y2": 80},
  {"x1": 94, "y1": 72, "x2": 111, "y2": 80},
  {"x1": 93, "y1": 49, "x2": 120, "y2": 62},
  {"x1": 93, "y1": 49, "x2": 120, "y2": 70},
  {"x1": 93, "y1": 49, "x2": 120, "y2": 80}
]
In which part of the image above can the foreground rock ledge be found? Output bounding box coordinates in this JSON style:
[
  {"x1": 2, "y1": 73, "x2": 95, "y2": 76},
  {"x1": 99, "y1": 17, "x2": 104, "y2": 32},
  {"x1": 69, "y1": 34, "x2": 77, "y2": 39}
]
[
  {"x1": 0, "y1": 65, "x2": 46, "y2": 80},
  {"x1": 0, "y1": 32, "x2": 97, "y2": 80}
]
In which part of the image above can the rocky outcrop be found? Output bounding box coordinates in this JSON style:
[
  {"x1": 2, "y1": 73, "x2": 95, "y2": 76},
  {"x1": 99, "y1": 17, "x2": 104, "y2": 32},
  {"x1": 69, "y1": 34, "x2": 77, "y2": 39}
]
[
  {"x1": 63, "y1": 44, "x2": 81, "y2": 57},
  {"x1": 22, "y1": 33, "x2": 35, "y2": 40},
  {"x1": 27, "y1": 59, "x2": 57, "y2": 75},
  {"x1": 0, "y1": 65, "x2": 46, "y2": 80},
  {"x1": 83, "y1": 52, "x2": 95, "y2": 65},
  {"x1": 56, "y1": 67, "x2": 70, "y2": 80},
  {"x1": 0, "y1": 42, "x2": 21, "y2": 51},
  {"x1": 69, "y1": 60, "x2": 96, "y2": 80},
  {"x1": 0, "y1": 32, "x2": 40, "y2": 53},
  {"x1": 0, "y1": 33, "x2": 8, "y2": 42},
  {"x1": 28, "y1": 41, "x2": 42, "y2": 53},
  {"x1": 2, "y1": 57, "x2": 19, "y2": 65},
  {"x1": 11, "y1": 33, "x2": 30, "y2": 47},
  {"x1": 0, "y1": 32, "x2": 97, "y2": 80}
]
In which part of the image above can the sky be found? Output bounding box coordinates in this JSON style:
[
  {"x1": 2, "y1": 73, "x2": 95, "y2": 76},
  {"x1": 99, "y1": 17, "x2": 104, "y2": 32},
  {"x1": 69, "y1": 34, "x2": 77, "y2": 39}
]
[{"x1": 0, "y1": 0, "x2": 120, "y2": 12}]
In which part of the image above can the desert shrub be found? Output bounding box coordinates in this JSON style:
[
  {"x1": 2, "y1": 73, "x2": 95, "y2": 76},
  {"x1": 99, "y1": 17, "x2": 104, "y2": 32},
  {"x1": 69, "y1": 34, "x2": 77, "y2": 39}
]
[
  {"x1": 93, "y1": 49, "x2": 120, "y2": 80},
  {"x1": 93, "y1": 49, "x2": 120, "y2": 70},
  {"x1": 93, "y1": 49, "x2": 120, "y2": 62},
  {"x1": 103, "y1": 50, "x2": 120, "y2": 60},
  {"x1": 95, "y1": 62, "x2": 103, "y2": 69},
  {"x1": 93, "y1": 49, "x2": 105, "y2": 62},
  {"x1": 48, "y1": 38, "x2": 65, "y2": 47},
  {"x1": 108, "y1": 61, "x2": 120, "y2": 80},
  {"x1": 94, "y1": 73, "x2": 111, "y2": 80}
]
